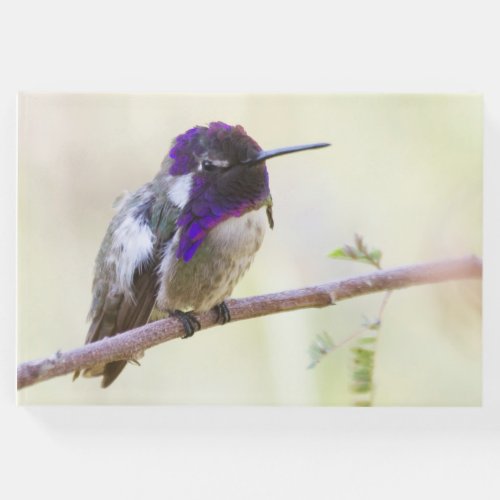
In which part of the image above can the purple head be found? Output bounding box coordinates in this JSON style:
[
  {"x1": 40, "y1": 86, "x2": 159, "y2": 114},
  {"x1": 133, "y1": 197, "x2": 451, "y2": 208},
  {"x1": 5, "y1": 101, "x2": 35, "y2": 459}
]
[{"x1": 168, "y1": 122, "x2": 262, "y2": 176}]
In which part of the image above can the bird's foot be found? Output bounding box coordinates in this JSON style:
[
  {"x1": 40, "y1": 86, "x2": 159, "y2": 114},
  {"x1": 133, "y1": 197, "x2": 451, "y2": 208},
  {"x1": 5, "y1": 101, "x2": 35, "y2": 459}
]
[
  {"x1": 214, "y1": 302, "x2": 231, "y2": 325},
  {"x1": 172, "y1": 310, "x2": 201, "y2": 339}
]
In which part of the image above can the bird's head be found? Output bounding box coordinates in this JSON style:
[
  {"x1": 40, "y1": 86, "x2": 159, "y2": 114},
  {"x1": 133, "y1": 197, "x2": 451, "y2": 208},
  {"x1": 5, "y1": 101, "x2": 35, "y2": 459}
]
[{"x1": 162, "y1": 122, "x2": 329, "y2": 261}]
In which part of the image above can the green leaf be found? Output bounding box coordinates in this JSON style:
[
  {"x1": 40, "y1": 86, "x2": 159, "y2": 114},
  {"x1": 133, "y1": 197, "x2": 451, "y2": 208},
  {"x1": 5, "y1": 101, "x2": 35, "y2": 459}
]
[
  {"x1": 352, "y1": 368, "x2": 371, "y2": 382},
  {"x1": 329, "y1": 235, "x2": 383, "y2": 269},
  {"x1": 354, "y1": 233, "x2": 366, "y2": 253},
  {"x1": 362, "y1": 316, "x2": 381, "y2": 330},
  {"x1": 328, "y1": 247, "x2": 350, "y2": 259},
  {"x1": 359, "y1": 336, "x2": 377, "y2": 344},
  {"x1": 307, "y1": 332, "x2": 336, "y2": 369},
  {"x1": 351, "y1": 347, "x2": 375, "y2": 360},
  {"x1": 351, "y1": 382, "x2": 372, "y2": 394},
  {"x1": 354, "y1": 400, "x2": 372, "y2": 407},
  {"x1": 369, "y1": 248, "x2": 382, "y2": 263}
]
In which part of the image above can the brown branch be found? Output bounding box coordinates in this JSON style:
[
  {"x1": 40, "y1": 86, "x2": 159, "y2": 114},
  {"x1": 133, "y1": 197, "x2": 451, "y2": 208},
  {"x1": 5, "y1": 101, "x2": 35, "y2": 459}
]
[{"x1": 17, "y1": 255, "x2": 482, "y2": 390}]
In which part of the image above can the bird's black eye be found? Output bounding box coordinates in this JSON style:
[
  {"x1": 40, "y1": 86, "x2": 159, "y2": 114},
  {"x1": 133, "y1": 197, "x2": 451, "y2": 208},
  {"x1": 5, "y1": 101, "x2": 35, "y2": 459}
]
[{"x1": 201, "y1": 160, "x2": 217, "y2": 172}]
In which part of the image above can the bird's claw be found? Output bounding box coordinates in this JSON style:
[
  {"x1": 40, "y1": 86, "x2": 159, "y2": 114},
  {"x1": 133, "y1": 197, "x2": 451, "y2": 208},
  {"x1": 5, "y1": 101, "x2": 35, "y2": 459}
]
[
  {"x1": 172, "y1": 310, "x2": 201, "y2": 338},
  {"x1": 214, "y1": 302, "x2": 231, "y2": 325}
]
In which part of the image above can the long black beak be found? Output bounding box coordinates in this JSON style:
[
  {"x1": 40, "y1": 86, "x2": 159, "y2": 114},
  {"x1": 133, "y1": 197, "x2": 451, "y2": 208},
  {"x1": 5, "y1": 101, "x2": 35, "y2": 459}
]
[{"x1": 242, "y1": 142, "x2": 330, "y2": 165}]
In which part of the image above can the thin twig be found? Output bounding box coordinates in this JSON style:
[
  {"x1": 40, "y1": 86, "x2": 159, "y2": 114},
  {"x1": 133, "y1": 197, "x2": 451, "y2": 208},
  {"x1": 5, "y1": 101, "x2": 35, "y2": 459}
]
[
  {"x1": 17, "y1": 255, "x2": 482, "y2": 390},
  {"x1": 369, "y1": 290, "x2": 392, "y2": 405}
]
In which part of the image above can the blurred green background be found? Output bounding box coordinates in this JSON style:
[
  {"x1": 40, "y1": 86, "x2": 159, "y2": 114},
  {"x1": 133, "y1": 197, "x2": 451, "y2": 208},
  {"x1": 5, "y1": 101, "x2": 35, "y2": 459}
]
[{"x1": 17, "y1": 94, "x2": 482, "y2": 405}]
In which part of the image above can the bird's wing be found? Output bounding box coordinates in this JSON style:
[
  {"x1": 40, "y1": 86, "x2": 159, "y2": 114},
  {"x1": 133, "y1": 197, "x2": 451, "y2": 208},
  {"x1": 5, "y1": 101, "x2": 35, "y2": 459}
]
[{"x1": 79, "y1": 185, "x2": 180, "y2": 387}]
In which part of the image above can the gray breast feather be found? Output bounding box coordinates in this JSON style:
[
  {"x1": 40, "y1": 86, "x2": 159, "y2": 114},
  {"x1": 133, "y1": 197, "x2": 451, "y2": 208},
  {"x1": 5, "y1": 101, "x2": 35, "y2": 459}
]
[{"x1": 155, "y1": 209, "x2": 266, "y2": 312}]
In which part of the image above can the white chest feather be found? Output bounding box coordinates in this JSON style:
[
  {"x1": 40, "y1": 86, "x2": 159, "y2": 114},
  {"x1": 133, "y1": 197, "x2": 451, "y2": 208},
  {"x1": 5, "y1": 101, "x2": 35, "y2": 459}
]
[{"x1": 207, "y1": 209, "x2": 266, "y2": 257}]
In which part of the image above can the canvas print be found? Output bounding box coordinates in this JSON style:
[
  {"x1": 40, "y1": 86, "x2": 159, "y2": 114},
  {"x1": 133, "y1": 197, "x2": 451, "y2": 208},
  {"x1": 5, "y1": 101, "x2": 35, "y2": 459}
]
[{"x1": 17, "y1": 94, "x2": 482, "y2": 405}]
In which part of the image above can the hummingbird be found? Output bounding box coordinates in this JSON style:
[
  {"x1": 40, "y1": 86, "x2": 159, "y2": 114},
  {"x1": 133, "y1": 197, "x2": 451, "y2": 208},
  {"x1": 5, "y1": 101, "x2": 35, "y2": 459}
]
[{"x1": 75, "y1": 121, "x2": 329, "y2": 387}]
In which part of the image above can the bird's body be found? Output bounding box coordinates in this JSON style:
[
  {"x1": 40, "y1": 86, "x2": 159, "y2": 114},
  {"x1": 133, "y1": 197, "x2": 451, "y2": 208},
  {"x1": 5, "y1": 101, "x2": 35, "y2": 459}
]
[
  {"x1": 78, "y1": 122, "x2": 328, "y2": 387},
  {"x1": 157, "y1": 209, "x2": 267, "y2": 313}
]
